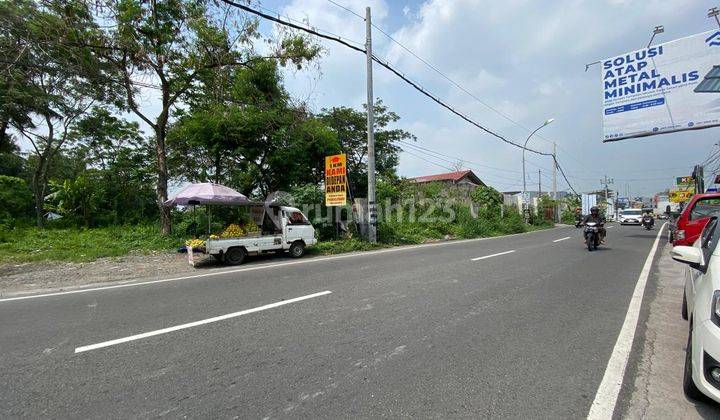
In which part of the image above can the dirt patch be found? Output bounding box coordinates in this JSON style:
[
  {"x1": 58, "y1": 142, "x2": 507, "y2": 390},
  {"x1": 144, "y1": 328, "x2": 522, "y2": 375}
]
[{"x1": 0, "y1": 251, "x2": 215, "y2": 296}]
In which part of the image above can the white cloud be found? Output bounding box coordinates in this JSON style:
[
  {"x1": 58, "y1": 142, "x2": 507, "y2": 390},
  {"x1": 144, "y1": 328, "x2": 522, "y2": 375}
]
[{"x1": 271, "y1": 0, "x2": 718, "y2": 195}]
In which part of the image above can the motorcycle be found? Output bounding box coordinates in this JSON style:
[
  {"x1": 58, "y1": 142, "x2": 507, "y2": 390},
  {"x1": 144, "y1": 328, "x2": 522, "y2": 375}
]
[
  {"x1": 584, "y1": 221, "x2": 602, "y2": 251},
  {"x1": 641, "y1": 214, "x2": 654, "y2": 230},
  {"x1": 575, "y1": 214, "x2": 583, "y2": 228}
]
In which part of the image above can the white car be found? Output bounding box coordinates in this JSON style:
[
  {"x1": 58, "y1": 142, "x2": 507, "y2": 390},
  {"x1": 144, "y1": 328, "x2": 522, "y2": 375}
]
[
  {"x1": 619, "y1": 208, "x2": 643, "y2": 225},
  {"x1": 673, "y1": 217, "x2": 720, "y2": 403}
]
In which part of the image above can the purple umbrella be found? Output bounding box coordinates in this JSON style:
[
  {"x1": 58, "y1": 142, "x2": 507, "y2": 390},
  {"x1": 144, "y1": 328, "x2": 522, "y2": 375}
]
[{"x1": 163, "y1": 183, "x2": 249, "y2": 207}]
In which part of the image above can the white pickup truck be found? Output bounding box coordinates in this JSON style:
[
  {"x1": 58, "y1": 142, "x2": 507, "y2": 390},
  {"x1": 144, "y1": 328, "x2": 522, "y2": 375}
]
[{"x1": 194, "y1": 205, "x2": 317, "y2": 266}]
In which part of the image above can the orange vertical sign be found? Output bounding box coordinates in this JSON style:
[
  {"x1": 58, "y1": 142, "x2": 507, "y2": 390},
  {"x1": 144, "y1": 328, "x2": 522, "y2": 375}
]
[{"x1": 325, "y1": 154, "x2": 347, "y2": 206}]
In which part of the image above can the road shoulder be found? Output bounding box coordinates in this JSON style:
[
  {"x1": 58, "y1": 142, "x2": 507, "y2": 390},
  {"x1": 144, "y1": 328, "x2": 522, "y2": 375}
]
[
  {"x1": 0, "y1": 225, "x2": 562, "y2": 299},
  {"x1": 617, "y1": 240, "x2": 720, "y2": 418}
]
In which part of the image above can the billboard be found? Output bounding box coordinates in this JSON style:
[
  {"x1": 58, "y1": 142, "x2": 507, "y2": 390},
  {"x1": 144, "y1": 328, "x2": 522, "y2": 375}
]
[
  {"x1": 669, "y1": 188, "x2": 693, "y2": 203},
  {"x1": 602, "y1": 30, "x2": 720, "y2": 142},
  {"x1": 324, "y1": 154, "x2": 348, "y2": 206}
]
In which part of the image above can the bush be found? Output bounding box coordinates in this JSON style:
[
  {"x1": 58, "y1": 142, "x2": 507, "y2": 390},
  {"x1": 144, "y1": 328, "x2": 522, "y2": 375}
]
[{"x1": 0, "y1": 175, "x2": 33, "y2": 224}]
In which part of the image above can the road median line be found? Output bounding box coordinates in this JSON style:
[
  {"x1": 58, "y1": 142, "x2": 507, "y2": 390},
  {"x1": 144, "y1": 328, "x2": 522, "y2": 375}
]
[
  {"x1": 552, "y1": 236, "x2": 571, "y2": 243},
  {"x1": 74, "y1": 290, "x2": 332, "y2": 354},
  {"x1": 471, "y1": 250, "x2": 516, "y2": 261}
]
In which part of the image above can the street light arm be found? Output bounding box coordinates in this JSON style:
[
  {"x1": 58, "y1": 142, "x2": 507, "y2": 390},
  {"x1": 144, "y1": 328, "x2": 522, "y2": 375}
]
[{"x1": 522, "y1": 119, "x2": 554, "y2": 223}]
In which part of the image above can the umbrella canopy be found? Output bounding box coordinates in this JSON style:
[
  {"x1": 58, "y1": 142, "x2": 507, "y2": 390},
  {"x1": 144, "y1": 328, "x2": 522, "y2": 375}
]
[{"x1": 163, "y1": 183, "x2": 249, "y2": 207}]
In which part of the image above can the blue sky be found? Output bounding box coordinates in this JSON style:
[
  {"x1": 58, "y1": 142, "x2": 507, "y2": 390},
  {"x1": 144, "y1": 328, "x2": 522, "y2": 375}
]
[{"x1": 252, "y1": 0, "x2": 720, "y2": 197}]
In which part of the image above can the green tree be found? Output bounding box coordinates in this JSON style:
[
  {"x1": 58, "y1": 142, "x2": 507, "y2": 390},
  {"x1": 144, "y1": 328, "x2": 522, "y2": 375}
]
[
  {"x1": 0, "y1": 175, "x2": 33, "y2": 223},
  {"x1": 68, "y1": 107, "x2": 144, "y2": 170},
  {"x1": 319, "y1": 99, "x2": 414, "y2": 197},
  {"x1": 168, "y1": 59, "x2": 335, "y2": 196},
  {"x1": 0, "y1": 152, "x2": 26, "y2": 177},
  {"x1": 2, "y1": 0, "x2": 110, "y2": 227},
  {"x1": 93, "y1": 0, "x2": 319, "y2": 233}
]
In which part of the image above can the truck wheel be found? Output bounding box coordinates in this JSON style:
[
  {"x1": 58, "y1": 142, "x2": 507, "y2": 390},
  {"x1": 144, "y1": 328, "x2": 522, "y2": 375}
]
[
  {"x1": 289, "y1": 241, "x2": 305, "y2": 258},
  {"x1": 224, "y1": 247, "x2": 246, "y2": 266}
]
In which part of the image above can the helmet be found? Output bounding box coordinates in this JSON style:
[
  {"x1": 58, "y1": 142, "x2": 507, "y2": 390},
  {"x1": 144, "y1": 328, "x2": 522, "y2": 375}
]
[{"x1": 590, "y1": 206, "x2": 599, "y2": 215}]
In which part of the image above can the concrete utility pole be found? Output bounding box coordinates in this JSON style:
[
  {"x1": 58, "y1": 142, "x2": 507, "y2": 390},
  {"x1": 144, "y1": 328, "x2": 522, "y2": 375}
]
[
  {"x1": 538, "y1": 169, "x2": 541, "y2": 196},
  {"x1": 693, "y1": 165, "x2": 705, "y2": 194},
  {"x1": 365, "y1": 7, "x2": 377, "y2": 243},
  {"x1": 552, "y1": 142, "x2": 558, "y2": 222},
  {"x1": 601, "y1": 175, "x2": 614, "y2": 204}
]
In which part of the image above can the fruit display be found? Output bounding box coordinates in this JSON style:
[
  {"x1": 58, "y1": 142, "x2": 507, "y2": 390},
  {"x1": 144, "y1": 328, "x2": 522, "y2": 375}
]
[
  {"x1": 185, "y1": 238, "x2": 205, "y2": 249},
  {"x1": 220, "y1": 223, "x2": 244, "y2": 238},
  {"x1": 244, "y1": 222, "x2": 259, "y2": 234},
  {"x1": 218, "y1": 222, "x2": 260, "y2": 238}
]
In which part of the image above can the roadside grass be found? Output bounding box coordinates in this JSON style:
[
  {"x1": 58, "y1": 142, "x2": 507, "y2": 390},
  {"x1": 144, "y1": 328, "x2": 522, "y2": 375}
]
[
  {"x1": 0, "y1": 220, "x2": 556, "y2": 264},
  {"x1": 311, "y1": 220, "x2": 555, "y2": 255},
  {"x1": 0, "y1": 225, "x2": 184, "y2": 264}
]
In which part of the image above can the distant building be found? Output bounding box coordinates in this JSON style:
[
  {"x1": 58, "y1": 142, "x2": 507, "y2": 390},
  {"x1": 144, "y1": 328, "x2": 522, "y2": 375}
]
[
  {"x1": 502, "y1": 190, "x2": 569, "y2": 213},
  {"x1": 408, "y1": 170, "x2": 485, "y2": 188}
]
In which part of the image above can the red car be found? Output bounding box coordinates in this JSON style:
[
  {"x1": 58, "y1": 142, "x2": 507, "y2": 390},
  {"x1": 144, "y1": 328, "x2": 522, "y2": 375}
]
[{"x1": 672, "y1": 193, "x2": 720, "y2": 246}]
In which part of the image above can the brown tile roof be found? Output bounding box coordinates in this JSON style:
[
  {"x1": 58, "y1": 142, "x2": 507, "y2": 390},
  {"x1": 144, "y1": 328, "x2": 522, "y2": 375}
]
[{"x1": 408, "y1": 170, "x2": 483, "y2": 185}]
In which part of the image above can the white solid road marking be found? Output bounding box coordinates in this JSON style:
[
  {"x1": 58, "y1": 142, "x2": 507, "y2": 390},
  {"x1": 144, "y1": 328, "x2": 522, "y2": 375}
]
[
  {"x1": 471, "y1": 250, "x2": 516, "y2": 261},
  {"x1": 74, "y1": 291, "x2": 332, "y2": 354},
  {"x1": 0, "y1": 228, "x2": 563, "y2": 303},
  {"x1": 552, "y1": 236, "x2": 571, "y2": 243},
  {"x1": 587, "y1": 223, "x2": 666, "y2": 419},
  {"x1": 606, "y1": 226, "x2": 614, "y2": 229}
]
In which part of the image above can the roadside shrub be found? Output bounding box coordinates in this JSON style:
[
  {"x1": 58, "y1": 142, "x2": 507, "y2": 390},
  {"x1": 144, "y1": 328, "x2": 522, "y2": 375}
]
[{"x1": 0, "y1": 175, "x2": 33, "y2": 224}]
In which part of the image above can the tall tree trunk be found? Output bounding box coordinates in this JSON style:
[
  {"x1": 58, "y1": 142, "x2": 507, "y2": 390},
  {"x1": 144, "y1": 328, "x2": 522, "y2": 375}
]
[{"x1": 155, "y1": 124, "x2": 171, "y2": 235}]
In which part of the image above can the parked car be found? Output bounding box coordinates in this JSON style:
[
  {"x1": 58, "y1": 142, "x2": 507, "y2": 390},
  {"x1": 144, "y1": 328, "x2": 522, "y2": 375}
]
[
  {"x1": 673, "y1": 217, "x2": 720, "y2": 403},
  {"x1": 673, "y1": 193, "x2": 720, "y2": 246},
  {"x1": 619, "y1": 208, "x2": 643, "y2": 225}
]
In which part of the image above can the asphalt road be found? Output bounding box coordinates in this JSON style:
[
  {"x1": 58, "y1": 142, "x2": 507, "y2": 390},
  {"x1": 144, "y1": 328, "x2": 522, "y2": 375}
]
[{"x1": 0, "y1": 224, "x2": 664, "y2": 418}]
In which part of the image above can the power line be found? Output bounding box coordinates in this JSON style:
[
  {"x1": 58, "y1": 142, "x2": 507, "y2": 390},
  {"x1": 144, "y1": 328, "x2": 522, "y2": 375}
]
[
  {"x1": 325, "y1": 0, "x2": 365, "y2": 20},
  {"x1": 323, "y1": 0, "x2": 598, "y2": 174},
  {"x1": 399, "y1": 140, "x2": 526, "y2": 183},
  {"x1": 220, "y1": 0, "x2": 579, "y2": 194},
  {"x1": 397, "y1": 139, "x2": 522, "y2": 173},
  {"x1": 402, "y1": 149, "x2": 453, "y2": 171},
  {"x1": 220, "y1": 0, "x2": 551, "y2": 156},
  {"x1": 555, "y1": 159, "x2": 579, "y2": 196}
]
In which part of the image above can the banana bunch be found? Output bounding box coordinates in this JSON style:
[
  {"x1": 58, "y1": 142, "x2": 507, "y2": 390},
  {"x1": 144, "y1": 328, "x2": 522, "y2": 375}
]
[
  {"x1": 185, "y1": 238, "x2": 205, "y2": 248},
  {"x1": 244, "y1": 222, "x2": 259, "y2": 233},
  {"x1": 220, "y1": 223, "x2": 245, "y2": 238},
  {"x1": 208, "y1": 234, "x2": 219, "y2": 240}
]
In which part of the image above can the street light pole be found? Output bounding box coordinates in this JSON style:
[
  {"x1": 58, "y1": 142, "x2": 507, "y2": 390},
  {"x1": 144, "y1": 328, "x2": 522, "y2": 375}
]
[
  {"x1": 709, "y1": 7, "x2": 720, "y2": 28},
  {"x1": 522, "y1": 118, "x2": 554, "y2": 223}
]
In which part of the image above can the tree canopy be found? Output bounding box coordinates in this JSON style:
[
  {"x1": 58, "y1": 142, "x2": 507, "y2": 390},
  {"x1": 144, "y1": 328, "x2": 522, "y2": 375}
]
[{"x1": 0, "y1": 0, "x2": 415, "y2": 233}]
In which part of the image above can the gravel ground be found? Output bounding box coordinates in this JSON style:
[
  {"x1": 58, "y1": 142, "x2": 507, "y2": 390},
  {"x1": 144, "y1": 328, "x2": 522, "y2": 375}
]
[{"x1": 0, "y1": 251, "x2": 217, "y2": 296}]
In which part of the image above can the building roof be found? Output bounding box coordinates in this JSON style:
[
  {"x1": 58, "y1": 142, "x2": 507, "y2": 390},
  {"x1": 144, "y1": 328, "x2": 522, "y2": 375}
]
[
  {"x1": 408, "y1": 170, "x2": 483, "y2": 185},
  {"x1": 694, "y1": 65, "x2": 720, "y2": 93}
]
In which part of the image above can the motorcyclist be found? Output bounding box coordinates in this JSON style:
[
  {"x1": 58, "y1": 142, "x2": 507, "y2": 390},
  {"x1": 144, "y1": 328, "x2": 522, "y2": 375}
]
[
  {"x1": 582, "y1": 206, "x2": 606, "y2": 243},
  {"x1": 642, "y1": 210, "x2": 655, "y2": 228},
  {"x1": 574, "y1": 207, "x2": 583, "y2": 227}
]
